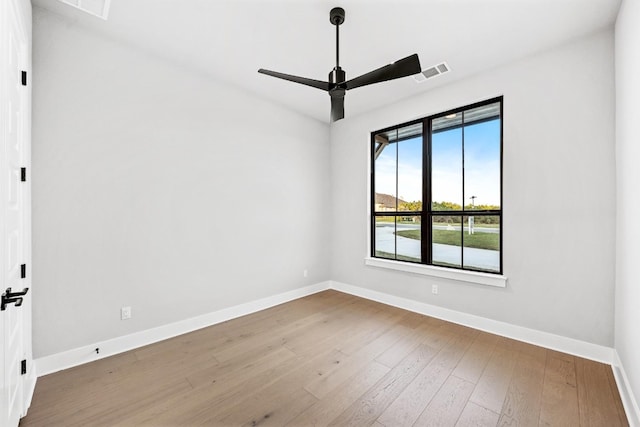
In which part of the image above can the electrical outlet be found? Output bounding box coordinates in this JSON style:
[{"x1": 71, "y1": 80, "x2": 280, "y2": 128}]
[
  {"x1": 121, "y1": 306, "x2": 132, "y2": 320},
  {"x1": 432, "y1": 285, "x2": 438, "y2": 295},
  {"x1": 303, "y1": 269, "x2": 308, "y2": 278}
]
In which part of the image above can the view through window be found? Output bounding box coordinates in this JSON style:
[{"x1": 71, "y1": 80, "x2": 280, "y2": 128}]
[{"x1": 371, "y1": 97, "x2": 502, "y2": 274}]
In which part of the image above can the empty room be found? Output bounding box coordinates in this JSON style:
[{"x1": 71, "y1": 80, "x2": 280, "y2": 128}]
[{"x1": 1, "y1": 0, "x2": 639, "y2": 425}]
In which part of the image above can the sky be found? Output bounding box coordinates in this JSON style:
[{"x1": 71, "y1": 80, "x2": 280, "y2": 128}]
[{"x1": 375, "y1": 118, "x2": 501, "y2": 207}]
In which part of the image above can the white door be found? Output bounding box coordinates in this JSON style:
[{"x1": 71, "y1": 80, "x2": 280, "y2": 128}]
[{"x1": 1, "y1": 0, "x2": 31, "y2": 425}]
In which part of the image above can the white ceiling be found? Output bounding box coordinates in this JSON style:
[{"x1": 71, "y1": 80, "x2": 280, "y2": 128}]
[{"x1": 32, "y1": 0, "x2": 621, "y2": 123}]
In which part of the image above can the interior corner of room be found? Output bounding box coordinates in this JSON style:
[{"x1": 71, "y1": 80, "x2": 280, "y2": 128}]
[{"x1": 1, "y1": 0, "x2": 639, "y2": 425}]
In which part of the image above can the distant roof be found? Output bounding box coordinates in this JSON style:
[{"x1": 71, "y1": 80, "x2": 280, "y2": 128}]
[{"x1": 375, "y1": 193, "x2": 406, "y2": 209}]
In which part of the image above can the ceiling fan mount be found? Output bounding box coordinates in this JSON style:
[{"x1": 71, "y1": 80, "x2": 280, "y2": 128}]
[
  {"x1": 329, "y1": 7, "x2": 345, "y2": 26},
  {"x1": 258, "y1": 7, "x2": 421, "y2": 122}
]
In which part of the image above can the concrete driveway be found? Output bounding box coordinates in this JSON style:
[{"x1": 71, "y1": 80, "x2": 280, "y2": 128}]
[{"x1": 374, "y1": 222, "x2": 500, "y2": 271}]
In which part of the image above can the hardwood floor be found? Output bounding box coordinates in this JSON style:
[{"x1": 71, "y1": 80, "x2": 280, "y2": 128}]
[{"x1": 21, "y1": 290, "x2": 628, "y2": 426}]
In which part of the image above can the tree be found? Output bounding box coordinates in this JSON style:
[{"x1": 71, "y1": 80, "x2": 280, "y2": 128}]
[
  {"x1": 399, "y1": 200, "x2": 422, "y2": 211},
  {"x1": 432, "y1": 201, "x2": 462, "y2": 211}
]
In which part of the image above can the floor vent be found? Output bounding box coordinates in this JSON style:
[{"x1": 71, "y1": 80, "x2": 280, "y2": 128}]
[
  {"x1": 56, "y1": 0, "x2": 111, "y2": 20},
  {"x1": 414, "y1": 62, "x2": 451, "y2": 83}
]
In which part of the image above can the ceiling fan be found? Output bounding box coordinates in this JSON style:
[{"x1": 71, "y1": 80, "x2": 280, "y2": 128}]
[{"x1": 258, "y1": 7, "x2": 421, "y2": 122}]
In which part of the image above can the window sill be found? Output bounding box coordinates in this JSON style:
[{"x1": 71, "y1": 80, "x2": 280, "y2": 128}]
[{"x1": 364, "y1": 257, "x2": 507, "y2": 288}]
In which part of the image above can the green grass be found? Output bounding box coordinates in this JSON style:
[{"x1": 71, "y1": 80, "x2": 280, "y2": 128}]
[{"x1": 395, "y1": 229, "x2": 499, "y2": 251}]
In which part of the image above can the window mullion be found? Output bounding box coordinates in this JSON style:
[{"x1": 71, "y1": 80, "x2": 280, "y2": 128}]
[
  {"x1": 461, "y1": 110, "x2": 465, "y2": 269},
  {"x1": 370, "y1": 133, "x2": 375, "y2": 258},
  {"x1": 394, "y1": 130, "x2": 399, "y2": 260},
  {"x1": 422, "y1": 119, "x2": 431, "y2": 265}
]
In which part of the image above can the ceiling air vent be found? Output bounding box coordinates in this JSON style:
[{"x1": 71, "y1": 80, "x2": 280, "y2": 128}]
[
  {"x1": 56, "y1": 0, "x2": 111, "y2": 20},
  {"x1": 413, "y1": 62, "x2": 451, "y2": 83}
]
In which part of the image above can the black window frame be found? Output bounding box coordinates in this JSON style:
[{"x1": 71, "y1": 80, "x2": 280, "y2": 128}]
[{"x1": 370, "y1": 96, "x2": 503, "y2": 275}]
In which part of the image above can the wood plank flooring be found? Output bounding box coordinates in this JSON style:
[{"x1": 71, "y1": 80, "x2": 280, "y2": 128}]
[{"x1": 21, "y1": 290, "x2": 628, "y2": 426}]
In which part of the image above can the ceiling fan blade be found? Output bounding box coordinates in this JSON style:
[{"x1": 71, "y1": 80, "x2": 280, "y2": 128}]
[
  {"x1": 258, "y1": 69, "x2": 330, "y2": 91},
  {"x1": 345, "y1": 54, "x2": 421, "y2": 90},
  {"x1": 330, "y1": 90, "x2": 345, "y2": 122},
  {"x1": 331, "y1": 97, "x2": 344, "y2": 122}
]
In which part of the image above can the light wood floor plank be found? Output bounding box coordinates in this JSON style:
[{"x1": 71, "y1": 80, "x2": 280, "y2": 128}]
[
  {"x1": 334, "y1": 307, "x2": 408, "y2": 356},
  {"x1": 288, "y1": 361, "x2": 390, "y2": 427},
  {"x1": 328, "y1": 343, "x2": 438, "y2": 426},
  {"x1": 206, "y1": 347, "x2": 348, "y2": 425},
  {"x1": 185, "y1": 345, "x2": 296, "y2": 389},
  {"x1": 539, "y1": 351, "x2": 579, "y2": 427},
  {"x1": 304, "y1": 321, "x2": 411, "y2": 399},
  {"x1": 452, "y1": 332, "x2": 499, "y2": 384},
  {"x1": 124, "y1": 352, "x2": 309, "y2": 425},
  {"x1": 413, "y1": 375, "x2": 476, "y2": 427},
  {"x1": 470, "y1": 346, "x2": 518, "y2": 414},
  {"x1": 211, "y1": 308, "x2": 338, "y2": 362},
  {"x1": 456, "y1": 401, "x2": 501, "y2": 427},
  {"x1": 498, "y1": 351, "x2": 546, "y2": 426},
  {"x1": 375, "y1": 318, "x2": 440, "y2": 368},
  {"x1": 576, "y1": 357, "x2": 629, "y2": 427},
  {"x1": 219, "y1": 387, "x2": 318, "y2": 427},
  {"x1": 377, "y1": 325, "x2": 476, "y2": 426}
]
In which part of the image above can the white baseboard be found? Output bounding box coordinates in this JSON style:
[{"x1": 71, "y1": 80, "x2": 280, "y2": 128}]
[
  {"x1": 35, "y1": 281, "x2": 331, "y2": 376},
  {"x1": 330, "y1": 281, "x2": 614, "y2": 364},
  {"x1": 613, "y1": 350, "x2": 640, "y2": 427}
]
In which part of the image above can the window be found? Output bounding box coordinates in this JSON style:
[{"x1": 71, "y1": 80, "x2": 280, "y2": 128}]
[{"x1": 371, "y1": 97, "x2": 502, "y2": 274}]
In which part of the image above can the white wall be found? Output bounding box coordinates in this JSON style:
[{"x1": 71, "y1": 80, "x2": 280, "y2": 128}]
[
  {"x1": 330, "y1": 30, "x2": 616, "y2": 346},
  {"x1": 31, "y1": 8, "x2": 330, "y2": 358},
  {"x1": 615, "y1": 0, "x2": 640, "y2": 419}
]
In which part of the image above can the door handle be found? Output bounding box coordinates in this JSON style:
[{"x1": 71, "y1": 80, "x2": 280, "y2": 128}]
[{"x1": 1, "y1": 287, "x2": 29, "y2": 311}]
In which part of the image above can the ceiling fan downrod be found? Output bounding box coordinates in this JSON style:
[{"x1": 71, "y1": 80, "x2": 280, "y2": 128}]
[{"x1": 329, "y1": 7, "x2": 345, "y2": 86}]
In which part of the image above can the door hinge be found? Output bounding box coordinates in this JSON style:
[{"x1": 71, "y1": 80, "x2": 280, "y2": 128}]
[
  {"x1": 21, "y1": 264, "x2": 26, "y2": 279},
  {"x1": 21, "y1": 71, "x2": 27, "y2": 86},
  {"x1": 21, "y1": 359, "x2": 27, "y2": 375},
  {"x1": 21, "y1": 167, "x2": 26, "y2": 182}
]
